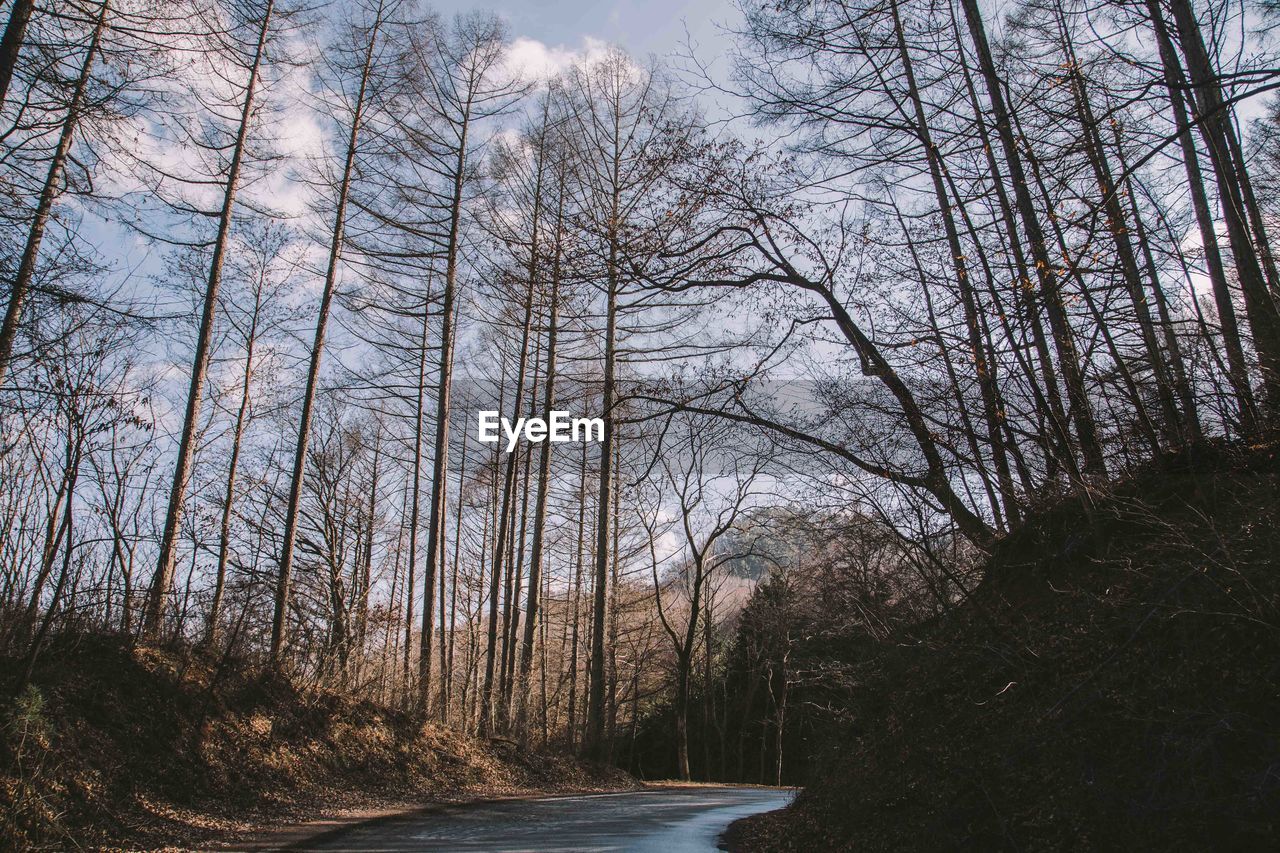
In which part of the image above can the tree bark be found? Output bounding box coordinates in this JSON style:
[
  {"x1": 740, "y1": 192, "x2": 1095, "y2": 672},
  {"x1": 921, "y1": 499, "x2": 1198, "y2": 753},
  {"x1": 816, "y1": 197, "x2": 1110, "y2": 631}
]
[
  {"x1": 1163, "y1": 0, "x2": 1280, "y2": 408},
  {"x1": 0, "y1": 0, "x2": 34, "y2": 109},
  {"x1": 206, "y1": 282, "x2": 263, "y2": 645},
  {"x1": 565, "y1": 441, "x2": 588, "y2": 749},
  {"x1": 958, "y1": 0, "x2": 1106, "y2": 482},
  {"x1": 418, "y1": 107, "x2": 472, "y2": 711},
  {"x1": 1060, "y1": 25, "x2": 1182, "y2": 446},
  {"x1": 403, "y1": 297, "x2": 430, "y2": 693},
  {"x1": 146, "y1": 0, "x2": 274, "y2": 639},
  {"x1": 479, "y1": 259, "x2": 536, "y2": 736},
  {"x1": 587, "y1": 151, "x2": 620, "y2": 761},
  {"x1": 0, "y1": 0, "x2": 109, "y2": 386},
  {"x1": 1145, "y1": 0, "x2": 1263, "y2": 426},
  {"x1": 442, "y1": 415, "x2": 468, "y2": 722},
  {"x1": 890, "y1": 0, "x2": 1017, "y2": 529},
  {"x1": 515, "y1": 193, "x2": 562, "y2": 739},
  {"x1": 272, "y1": 1, "x2": 384, "y2": 663}
]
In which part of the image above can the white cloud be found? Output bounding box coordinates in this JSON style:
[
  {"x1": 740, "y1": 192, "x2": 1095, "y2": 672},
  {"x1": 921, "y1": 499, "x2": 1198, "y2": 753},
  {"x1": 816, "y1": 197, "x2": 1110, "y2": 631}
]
[{"x1": 502, "y1": 35, "x2": 611, "y2": 83}]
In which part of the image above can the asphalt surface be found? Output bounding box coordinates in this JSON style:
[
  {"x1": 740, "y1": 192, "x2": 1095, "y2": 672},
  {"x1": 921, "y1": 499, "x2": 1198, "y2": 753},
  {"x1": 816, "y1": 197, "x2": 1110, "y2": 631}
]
[{"x1": 300, "y1": 786, "x2": 794, "y2": 852}]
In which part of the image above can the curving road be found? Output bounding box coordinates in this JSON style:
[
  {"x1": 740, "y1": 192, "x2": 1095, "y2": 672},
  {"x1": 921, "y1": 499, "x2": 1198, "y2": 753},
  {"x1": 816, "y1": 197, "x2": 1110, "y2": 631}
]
[{"x1": 297, "y1": 786, "x2": 793, "y2": 852}]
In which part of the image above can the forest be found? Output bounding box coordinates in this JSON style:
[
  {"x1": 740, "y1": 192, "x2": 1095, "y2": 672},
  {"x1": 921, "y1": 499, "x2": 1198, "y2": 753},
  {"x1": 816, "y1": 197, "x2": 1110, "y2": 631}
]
[{"x1": 1, "y1": 0, "x2": 1278, "y2": 848}]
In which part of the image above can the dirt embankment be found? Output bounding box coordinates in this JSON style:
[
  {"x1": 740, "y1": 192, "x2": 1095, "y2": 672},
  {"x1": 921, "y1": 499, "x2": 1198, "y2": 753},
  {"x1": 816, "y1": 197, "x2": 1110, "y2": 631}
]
[
  {"x1": 728, "y1": 441, "x2": 1280, "y2": 851},
  {"x1": 1, "y1": 638, "x2": 633, "y2": 851}
]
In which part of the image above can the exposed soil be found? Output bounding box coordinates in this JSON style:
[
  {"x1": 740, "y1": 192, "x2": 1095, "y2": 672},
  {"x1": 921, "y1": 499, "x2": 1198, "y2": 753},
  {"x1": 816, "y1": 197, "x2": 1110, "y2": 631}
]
[{"x1": 0, "y1": 637, "x2": 634, "y2": 851}]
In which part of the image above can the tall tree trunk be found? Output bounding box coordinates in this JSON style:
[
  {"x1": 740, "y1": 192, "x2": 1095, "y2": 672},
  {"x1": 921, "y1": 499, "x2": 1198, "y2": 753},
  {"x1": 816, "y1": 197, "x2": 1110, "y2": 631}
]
[
  {"x1": 146, "y1": 0, "x2": 274, "y2": 638},
  {"x1": 463, "y1": 462, "x2": 495, "y2": 730},
  {"x1": 0, "y1": 0, "x2": 34, "y2": 109},
  {"x1": 934, "y1": 161, "x2": 1038, "y2": 496},
  {"x1": 206, "y1": 287, "x2": 263, "y2": 645},
  {"x1": 0, "y1": 0, "x2": 109, "y2": 385},
  {"x1": 404, "y1": 297, "x2": 430, "y2": 694},
  {"x1": 442, "y1": 417, "x2": 468, "y2": 722},
  {"x1": 271, "y1": 5, "x2": 383, "y2": 662},
  {"x1": 419, "y1": 87, "x2": 477, "y2": 711},
  {"x1": 1059, "y1": 24, "x2": 1182, "y2": 447},
  {"x1": 605, "y1": 467, "x2": 621, "y2": 759},
  {"x1": 675, "y1": 653, "x2": 691, "y2": 781},
  {"x1": 436, "y1": 486, "x2": 447, "y2": 713},
  {"x1": 384, "y1": 479, "x2": 409, "y2": 701},
  {"x1": 565, "y1": 441, "x2": 588, "y2": 749},
  {"x1": 538, "y1": 561, "x2": 551, "y2": 744},
  {"x1": 702, "y1": 595, "x2": 715, "y2": 781},
  {"x1": 501, "y1": 348, "x2": 540, "y2": 726},
  {"x1": 958, "y1": 0, "x2": 1106, "y2": 482},
  {"x1": 20, "y1": 439, "x2": 82, "y2": 690},
  {"x1": 1013, "y1": 108, "x2": 1162, "y2": 455},
  {"x1": 895, "y1": 202, "x2": 1000, "y2": 523},
  {"x1": 1163, "y1": 0, "x2": 1280, "y2": 408},
  {"x1": 587, "y1": 172, "x2": 621, "y2": 760},
  {"x1": 479, "y1": 222, "x2": 538, "y2": 736},
  {"x1": 1222, "y1": 118, "x2": 1280, "y2": 294},
  {"x1": 950, "y1": 4, "x2": 1075, "y2": 480},
  {"x1": 890, "y1": 0, "x2": 1016, "y2": 529},
  {"x1": 516, "y1": 208, "x2": 561, "y2": 739},
  {"x1": 1146, "y1": 0, "x2": 1264, "y2": 426},
  {"x1": 1153, "y1": 16, "x2": 1251, "y2": 429},
  {"x1": 357, "y1": 427, "x2": 380, "y2": 679},
  {"x1": 1112, "y1": 125, "x2": 1202, "y2": 442},
  {"x1": 22, "y1": 445, "x2": 74, "y2": 641},
  {"x1": 671, "y1": 545, "x2": 711, "y2": 780},
  {"x1": 773, "y1": 651, "x2": 788, "y2": 786}
]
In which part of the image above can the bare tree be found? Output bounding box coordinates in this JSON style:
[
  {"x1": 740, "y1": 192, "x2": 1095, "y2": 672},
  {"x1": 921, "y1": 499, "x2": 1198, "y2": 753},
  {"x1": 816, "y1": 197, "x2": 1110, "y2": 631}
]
[{"x1": 145, "y1": 0, "x2": 281, "y2": 639}]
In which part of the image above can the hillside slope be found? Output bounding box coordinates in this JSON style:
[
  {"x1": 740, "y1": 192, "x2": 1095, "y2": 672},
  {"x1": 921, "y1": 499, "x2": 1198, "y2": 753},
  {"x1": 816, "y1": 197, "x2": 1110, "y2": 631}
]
[
  {"x1": 0, "y1": 639, "x2": 631, "y2": 850},
  {"x1": 729, "y1": 442, "x2": 1280, "y2": 851}
]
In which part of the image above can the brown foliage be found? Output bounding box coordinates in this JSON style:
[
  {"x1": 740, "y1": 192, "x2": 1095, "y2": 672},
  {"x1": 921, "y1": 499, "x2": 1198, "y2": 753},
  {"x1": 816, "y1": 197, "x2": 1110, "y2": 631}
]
[{"x1": 0, "y1": 637, "x2": 632, "y2": 850}]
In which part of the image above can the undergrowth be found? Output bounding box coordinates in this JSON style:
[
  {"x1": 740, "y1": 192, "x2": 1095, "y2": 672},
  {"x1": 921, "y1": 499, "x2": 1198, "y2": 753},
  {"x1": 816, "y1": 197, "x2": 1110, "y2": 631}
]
[
  {"x1": 730, "y1": 440, "x2": 1280, "y2": 851},
  {"x1": 0, "y1": 638, "x2": 630, "y2": 850}
]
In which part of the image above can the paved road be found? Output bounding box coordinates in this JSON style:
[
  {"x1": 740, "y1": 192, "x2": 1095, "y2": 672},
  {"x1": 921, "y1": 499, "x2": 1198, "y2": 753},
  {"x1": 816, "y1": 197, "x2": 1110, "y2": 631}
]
[{"x1": 300, "y1": 786, "x2": 793, "y2": 852}]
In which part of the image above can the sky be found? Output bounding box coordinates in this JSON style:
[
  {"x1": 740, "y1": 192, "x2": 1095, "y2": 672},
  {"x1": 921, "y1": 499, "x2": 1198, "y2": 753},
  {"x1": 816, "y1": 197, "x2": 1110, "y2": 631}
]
[
  {"x1": 77, "y1": 0, "x2": 756, "y2": 440},
  {"x1": 89, "y1": 0, "x2": 748, "y2": 290},
  {"x1": 434, "y1": 0, "x2": 740, "y2": 68}
]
